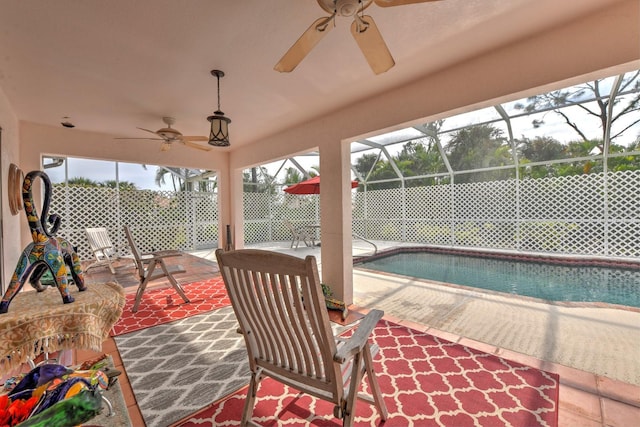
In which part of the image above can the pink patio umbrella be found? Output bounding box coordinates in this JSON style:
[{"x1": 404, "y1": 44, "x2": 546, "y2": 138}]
[{"x1": 284, "y1": 175, "x2": 358, "y2": 195}]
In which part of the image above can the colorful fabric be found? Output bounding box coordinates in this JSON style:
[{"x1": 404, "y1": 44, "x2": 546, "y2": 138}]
[{"x1": 0, "y1": 283, "x2": 124, "y2": 376}]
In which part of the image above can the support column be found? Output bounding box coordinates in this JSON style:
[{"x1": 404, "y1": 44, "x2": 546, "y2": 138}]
[
  {"x1": 217, "y1": 156, "x2": 244, "y2": 250},
  {"x1": 230, "y1": 168, "x2": 245, "y2": 249},
  {"x1": 319, "y1": 141, "x2": 353, "y2": 304}
]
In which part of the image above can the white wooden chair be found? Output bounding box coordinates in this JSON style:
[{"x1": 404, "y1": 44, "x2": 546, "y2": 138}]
[
  {"x1": 215, "y1": 248, "x2": 388, "y2": 426},
  {"x1": 85, "y1": 227, "x2": 119, "y2": 274},
  {"x1": 283, "y1": 219, "x2": 316, "y2": 249},
  {"x1": 124, "y1": 226, "x2": 189, "y2": 312}
]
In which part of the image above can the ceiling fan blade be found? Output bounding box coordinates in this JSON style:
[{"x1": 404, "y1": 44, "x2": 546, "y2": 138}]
[
  {"x1": 274, "y1": 15, "x2": 335, "y2": 72},
  {"x1": 137, "y1": 127, "x2": 161, "y2": 136},
  {"x1": 374, "y1": 0, "x2": 441, "y2": 7},
  {"x1": 182, "y1": 135, "x2": 209, "y2": 142},
  {"x1": 114, "y1": 137, "x2": 163, "y2": 141},
  {"x1": 351, "y1": 15, "x2": 395, "y2": 74},
  {"x1": 183, "y1": 140, "x2": 212, "y2": 151}
]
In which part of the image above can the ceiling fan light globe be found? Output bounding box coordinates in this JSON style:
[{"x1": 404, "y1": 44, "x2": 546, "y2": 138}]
[
  {"x1": 157, "y1": 127, "x2": 182, "y2": 140},
  {"x1": 318, "y1": 0, "x2": 372, "y2": 16},
  {"x1": 337, "y1": 0, "x2": 361, "y2": 16}
]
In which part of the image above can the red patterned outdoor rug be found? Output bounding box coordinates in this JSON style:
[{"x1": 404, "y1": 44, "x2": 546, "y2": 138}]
[
  {"x1": 111, "y1": 277, "x2": 229, "y2": 336},
  {"x1": 176, "y1": 320, "x2": 559, "y2": 427}
]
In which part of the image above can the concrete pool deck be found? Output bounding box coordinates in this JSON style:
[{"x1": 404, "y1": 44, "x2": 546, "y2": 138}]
[{"x1": 352, "y1": 267, "x2": 640, "y2": 387}]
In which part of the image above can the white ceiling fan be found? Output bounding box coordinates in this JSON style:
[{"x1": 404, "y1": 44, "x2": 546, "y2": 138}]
[
  {"x1": 116, "y1": 116, "x2": 211, "y2": 152},
  {"x1": 274, "y1": 0, "x2": 442, "y2": 75}
]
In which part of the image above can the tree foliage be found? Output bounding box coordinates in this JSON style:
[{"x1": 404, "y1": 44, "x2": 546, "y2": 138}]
[
  {"x1": 515, "y1": 71, "x2": 640, "y2": 146},
  {"x1": 154, "y1": 167, "x2": 217, "y2": 192},
  {"x1": 445, "y1": 124, "x2": 513, "y2": 183},
  {"x1": 243, "y1": 166, "x2": 276, "y2": 194},
  {"x1": 61, "y1": 177, "x2": 138, "y2": 190},
  {"x1": 353, "y1": 72, "x2": 640, "y2": 187}
]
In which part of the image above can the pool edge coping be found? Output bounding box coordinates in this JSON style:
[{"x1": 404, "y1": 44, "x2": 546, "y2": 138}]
[{"x1": 353, "y1": 245, "x2": 640, "y2": 314}]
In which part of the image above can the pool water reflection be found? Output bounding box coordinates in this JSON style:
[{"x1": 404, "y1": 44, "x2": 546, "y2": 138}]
[{"x1": 357, "y1": 250, "x2": 640, "y2": 309}]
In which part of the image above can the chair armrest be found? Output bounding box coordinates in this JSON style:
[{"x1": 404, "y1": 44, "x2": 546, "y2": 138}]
[
  {"x1": 333, "y1": 309, "x2": 384, "y2": 363},
  {"x1": 142, "y1": 250, "x2": 183, "y2": 260}
]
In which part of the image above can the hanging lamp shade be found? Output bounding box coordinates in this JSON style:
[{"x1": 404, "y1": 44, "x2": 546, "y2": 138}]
[{"x1": 208, "y1": 69, "x2": 231, "y2": 147}]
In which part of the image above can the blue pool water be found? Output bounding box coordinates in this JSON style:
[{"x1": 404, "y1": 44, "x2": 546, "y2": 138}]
[{"x1": 358, "y1": 251, "x2": 640, "y2": 309}]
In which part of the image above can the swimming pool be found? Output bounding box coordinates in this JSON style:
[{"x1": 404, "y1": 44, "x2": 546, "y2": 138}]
[{"x1": 356, "y1": 249, "x2": 640, "y2": 309}]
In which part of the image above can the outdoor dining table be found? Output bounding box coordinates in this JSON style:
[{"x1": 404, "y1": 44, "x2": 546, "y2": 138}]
[{"x1": 0, "y1": 282, "x2": 125, "y2": 376}]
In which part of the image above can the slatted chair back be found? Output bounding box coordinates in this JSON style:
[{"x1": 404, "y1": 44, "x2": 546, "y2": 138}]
[
  {"x1": 123, "y1": 226, "x2": 146, "y2": 279},
  {"x1": 215, "y1": 248, "x2": 387, "y2": 426},
  {"x1": 124, "y1": 225, "x2": 189, "y2": 312},
  {"x1": 85, "y1": 227, "x2": 118, "y2": 274}
]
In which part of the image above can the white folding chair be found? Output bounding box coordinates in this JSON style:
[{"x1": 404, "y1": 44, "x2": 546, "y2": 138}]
[
  {"x1": 124, "y1": 226, "x2": 189, "y2": 312},
  {"x1": 283, "y1": 219, "x2": 316, "y2": 249},
  {"x1": 85, "y1": 227, "x2": 119, "y2": 274}
]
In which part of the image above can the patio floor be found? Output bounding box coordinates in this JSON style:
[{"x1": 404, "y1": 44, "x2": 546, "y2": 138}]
[{"x1": 79, "y1": 241, "x2": 640, "y2": 426}]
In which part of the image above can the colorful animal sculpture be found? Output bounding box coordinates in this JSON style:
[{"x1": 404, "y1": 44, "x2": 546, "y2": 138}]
[
  {"x1": 28, "y1": 237, "x2": 84, "y2": 292},
  {"x1": 0, "y1": 171, "x2": 86, "y2": 314}
]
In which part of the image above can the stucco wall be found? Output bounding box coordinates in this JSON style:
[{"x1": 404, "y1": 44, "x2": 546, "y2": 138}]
[{"x1": 0, "y1": 86, "x2": 21, "y2": 289}]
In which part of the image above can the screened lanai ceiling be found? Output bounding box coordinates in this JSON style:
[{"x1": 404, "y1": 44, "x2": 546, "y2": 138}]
[
  {"x1": 353, "y1": 76, "x2": 640, "y2": 153},
  {"x1": 263, "y1": 70, "x2": 639, "y2": 186}
]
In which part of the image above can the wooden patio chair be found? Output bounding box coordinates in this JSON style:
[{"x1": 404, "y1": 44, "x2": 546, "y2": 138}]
[
  {"x1": 124, "y1": 225, "x2": 189, "y2": 312},
  {"x1": 283, "y1": 219, "x2": 316, "y2": 249},
  {"x1": 85, "y1": 227, "x2": 119, "y2": 274},
  {"x1": 215, "y1": 248, "x2": 388, "y2": 426}
]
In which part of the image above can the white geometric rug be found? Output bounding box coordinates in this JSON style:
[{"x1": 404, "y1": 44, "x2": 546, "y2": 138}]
[{"x1": 114, "y1": 306, "x2": 248, "y2": 427}]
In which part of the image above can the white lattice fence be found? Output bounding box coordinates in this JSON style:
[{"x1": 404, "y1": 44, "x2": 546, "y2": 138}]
[
  {"x1": 452, "y1": 180, "x2": 517, "y2": 249},
  {"x1": 47, "y1": 170, "x2": 639, "y2": 260},
  {"x1": 354, "y1": 188, "x2": 404, "y2": 240},
  {"x1": 243, "y1": 192, "x2": 270, "y2": 243},
  {"x1": 52, "y1": 186, "x2": 121, "y2": 260},
  {"x1": 255, "y1": 170, "x2": 640, "y2": 259},
  {"x1": 190, "y1": 192, "x2": 220, "y2": 249},
  {"x1": 278, "y1": 193, "x2": 320, "y2": 241},
  {"x1": 519, "y1": 174, "x2": 605, "y2": 253},
  {"x1": 607, "y1": 170, "x2": 640, "y2": 257},
  {"x1": 352, "y1": 192, "x2": 367, "y2": 237},
  {"x1": 404, "y1": 186, "x2": 453, "y2": 245},
  {"x1": 49, "y1": 187, "x2": 218, "y2": 260},
  {"x1": 243, "y1": 191, "x2": 320, "y2": 243}
]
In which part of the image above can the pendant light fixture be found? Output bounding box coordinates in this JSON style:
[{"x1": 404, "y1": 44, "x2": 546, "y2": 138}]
[{"x1": 207, "y1": 69, "x2": 231, "y2": 147}]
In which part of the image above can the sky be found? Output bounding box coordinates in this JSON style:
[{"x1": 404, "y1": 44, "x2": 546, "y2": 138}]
[{"x1": 44, "y1": 157, "x2": 173, "y2": 191}]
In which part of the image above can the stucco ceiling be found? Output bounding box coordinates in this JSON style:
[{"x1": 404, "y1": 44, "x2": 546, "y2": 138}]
[{"x1": 0, "y1": 0, "x2": 621, "y2": 151}]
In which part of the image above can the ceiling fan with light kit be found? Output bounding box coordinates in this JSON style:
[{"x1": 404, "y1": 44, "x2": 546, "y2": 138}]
[
  {"x1": 116, "y1": 116, "x2": 211, "y2": 152},
  {"x1": 275, "y1": 0, "x2": 441, "y2": 75}
]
